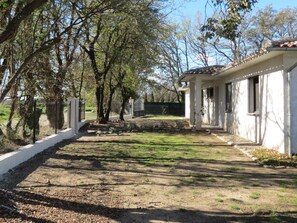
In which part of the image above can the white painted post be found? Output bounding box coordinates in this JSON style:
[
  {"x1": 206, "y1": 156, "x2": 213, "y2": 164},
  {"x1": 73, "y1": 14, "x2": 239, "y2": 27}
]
[
  {"x1": 195, "y1": 77, "x2": 202, "y2": 130},
  {"x1": 69, "y1": 98, "x2": 79, "y2": 134},
  {"x1": 189, "y1": 82, "x2": 195, "y2": 125},
  {"x1": 129, "y1": 97, "x2": 134, "y2": 117}
]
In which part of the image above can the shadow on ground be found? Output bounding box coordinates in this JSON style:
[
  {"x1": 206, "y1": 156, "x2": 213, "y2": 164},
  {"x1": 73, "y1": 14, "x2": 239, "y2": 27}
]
[{"x1": 1, "y1": 130, "x2": 297, "y2": 223}]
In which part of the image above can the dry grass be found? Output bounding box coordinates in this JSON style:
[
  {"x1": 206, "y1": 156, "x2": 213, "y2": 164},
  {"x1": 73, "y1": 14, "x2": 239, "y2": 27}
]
[
  {"x1": 252, "y1": 148, "x2": 297, "y2": 167},
  {"x1": 1, "y1": 124, "x2": 297, "y2": 222}
]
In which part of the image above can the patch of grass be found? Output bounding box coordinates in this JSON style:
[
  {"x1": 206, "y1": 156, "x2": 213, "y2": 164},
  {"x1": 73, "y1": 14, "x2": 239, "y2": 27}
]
[
  {"x1": 269, "y1": 212, "x2": 282, "y2": 223},
  {"x1": 252, "y1": 148, "x2": 297, "y2": 167},
  {"x1": 98, "y1": 132, "x2": 219, "y2": 167},
  {"x1": 229, "y1": 204, "x2": 240, "y2": 211},
  {"x1": 250, "y1": 192, "x2": 261, "y2": 199},
  {"x1": 85, "y1": 106, "x2": 96, "y2": 112},
  {"x1": 85, "y1": 111, "x2": 97, "y2": 120},
  {"x1": 292, "y1": 197, "x2": 297, "y2": 206},
  {"x1": 112, "y1": 194, "x2": 120, "y2": 199}
]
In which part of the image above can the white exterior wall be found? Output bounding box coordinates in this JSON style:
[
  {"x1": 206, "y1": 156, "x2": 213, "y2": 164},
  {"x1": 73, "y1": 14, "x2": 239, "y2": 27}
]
[
  {"x1": 219, "y1": 55, "x2": 287, "y2": 153},
  {"x1": 185, "y1": 51, "x2": 297, "y2": 154},
  {"x1": 259, "y1": 71, "x2": 285, "y2": 152},
  {"x1": 185, "y1": 89, "x2": 190, "y2": 119}
]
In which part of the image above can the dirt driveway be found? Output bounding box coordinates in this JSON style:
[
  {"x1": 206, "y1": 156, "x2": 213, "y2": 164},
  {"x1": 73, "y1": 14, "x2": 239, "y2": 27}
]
[{"x1": 1, "y1": 125, "x2": 297, "y2": 223}]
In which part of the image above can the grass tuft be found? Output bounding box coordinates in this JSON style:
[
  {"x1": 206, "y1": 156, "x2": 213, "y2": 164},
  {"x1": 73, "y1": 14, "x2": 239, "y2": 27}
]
[
  {"x1": 229, "y1": 204, "x2": 240, "y2": 211},
  {"x1": 250, "y1": 192, "x2": 261, "y2": 199}
]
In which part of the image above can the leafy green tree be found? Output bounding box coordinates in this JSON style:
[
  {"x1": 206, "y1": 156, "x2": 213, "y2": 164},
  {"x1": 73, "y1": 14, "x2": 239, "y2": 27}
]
[
  {"x1": 203, "y1": 0, "x2": 258, "y2": 41},
  {"x1": 0, "y1": 0, "x2": 49, "y2": 44},
  {"x1": 82, "y1": 0, "x2": 164, "y2": 123}
]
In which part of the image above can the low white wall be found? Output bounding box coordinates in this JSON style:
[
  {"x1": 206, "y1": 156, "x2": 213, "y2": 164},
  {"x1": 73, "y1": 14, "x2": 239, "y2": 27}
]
[
  {"x1": 78, "y1": 120, "x2": 89, "y2": 130},
  {"x1": 0, "y1": 128, "x2": 75, "y2": 176},
  {"x1": 0, "y1": 119, "x2": 91, "y2": 177}
]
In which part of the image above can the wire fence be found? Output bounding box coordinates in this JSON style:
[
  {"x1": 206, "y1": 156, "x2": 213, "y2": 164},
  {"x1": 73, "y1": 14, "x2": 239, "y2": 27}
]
[
  {"x1": 0, "y1": 99, "x2": 85, "y2": 144},
  {"x1": 144, "y1": 102, "x2": 185, "y2": 116},
  {"x1": 79, "y1": 100, "x2": 85, "y2": 122}
]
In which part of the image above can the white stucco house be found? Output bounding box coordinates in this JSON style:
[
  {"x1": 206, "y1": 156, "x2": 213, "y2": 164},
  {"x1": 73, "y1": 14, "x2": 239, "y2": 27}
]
[{"x1": 180, "y1": 39, "x2": 297, "y2": 155}]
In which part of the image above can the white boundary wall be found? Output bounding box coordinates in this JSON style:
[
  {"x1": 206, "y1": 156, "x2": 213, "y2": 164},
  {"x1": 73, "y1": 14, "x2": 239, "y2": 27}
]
[{"x1": 0, "y1": 98, "x2": 89, "y2": 177}]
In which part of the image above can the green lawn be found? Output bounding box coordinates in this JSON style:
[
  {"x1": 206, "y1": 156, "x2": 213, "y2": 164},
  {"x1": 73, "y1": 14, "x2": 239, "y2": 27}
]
[{"x1": 85, "y1": 111, "x2": 97, "y2": 120}]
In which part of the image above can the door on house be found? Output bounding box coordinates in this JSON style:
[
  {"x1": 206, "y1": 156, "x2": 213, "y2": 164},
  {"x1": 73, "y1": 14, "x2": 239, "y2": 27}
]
[{"x1": 202, "y1": 86, "x2": 218, "y2": 126}]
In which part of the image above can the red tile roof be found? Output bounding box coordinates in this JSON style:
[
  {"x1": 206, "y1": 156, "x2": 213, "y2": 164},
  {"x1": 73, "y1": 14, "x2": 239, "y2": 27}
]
[
  {"x1": 183, "y1": 65, "x2": 225, "y2": 75},
  {"x1": 270, "y1": 38, "x2": 297, "y2": 48}
]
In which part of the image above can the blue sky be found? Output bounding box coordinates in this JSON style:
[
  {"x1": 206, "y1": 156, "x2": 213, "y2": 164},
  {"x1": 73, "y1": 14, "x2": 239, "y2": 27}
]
[{"x1": 168, "y1": 0, "x2": 297, "y2": 23}]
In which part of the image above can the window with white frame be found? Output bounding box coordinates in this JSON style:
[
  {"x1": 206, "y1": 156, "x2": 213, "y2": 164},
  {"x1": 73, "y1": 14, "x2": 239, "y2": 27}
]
[
  {"x1": 248, "y1": 76, "x2": 259, "y2": 113},
  {"x1": 225, "y1": 82, "x2": 232, "y2": 113}
]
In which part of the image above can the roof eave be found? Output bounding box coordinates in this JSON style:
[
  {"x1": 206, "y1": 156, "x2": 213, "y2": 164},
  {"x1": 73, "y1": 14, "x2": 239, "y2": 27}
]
[
  {"x1": 217, "y1": 50, "x2": 286, "y2": 77},
  {"x1": 267, "y1": 47, "x2": 297, "y2": 52}
]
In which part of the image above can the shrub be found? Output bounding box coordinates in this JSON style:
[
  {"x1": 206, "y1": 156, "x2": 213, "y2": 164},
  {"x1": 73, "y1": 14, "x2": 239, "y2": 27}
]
[{"x1": 252, "y1": 148, "x2": 297, "y2": 167}]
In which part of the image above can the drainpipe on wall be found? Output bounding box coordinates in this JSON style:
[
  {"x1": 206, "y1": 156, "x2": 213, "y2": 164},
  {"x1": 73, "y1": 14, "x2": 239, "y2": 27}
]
[
  {"x1": 285, "y1": 61, "x2": 297, "y2": 155},
  {"x1": 283, "y1": 70, "x2": 291, "y2": 155},
  {"x1": 189, "y1": 82, "x2": 196, "y2": 126},
  {"x1": 195, "y1": 77, "x2": 202, "y2": 130}
]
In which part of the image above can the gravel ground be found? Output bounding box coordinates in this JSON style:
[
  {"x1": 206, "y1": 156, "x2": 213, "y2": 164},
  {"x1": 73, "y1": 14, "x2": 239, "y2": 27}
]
[{"x1": 0, "y1": 139, "x2": 121, "y2": 223}]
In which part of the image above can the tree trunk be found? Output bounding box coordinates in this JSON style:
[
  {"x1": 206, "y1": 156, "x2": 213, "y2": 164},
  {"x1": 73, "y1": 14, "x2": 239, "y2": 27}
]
[
  {"x1": 6, "y1": 97, "x2": 17, "y2": 130},
  {"x1": 95, "y1": 84, "x2": 107, "y2": 124},
  {"x1": 0, "y1": 127, "x2": 5, "y2": 146},
  {"x1": 104, "y1": 87, "x2": 115, "y2": 121},
  {"x1": 119, "y1": 97, "x2": 128, "y2": 121}
]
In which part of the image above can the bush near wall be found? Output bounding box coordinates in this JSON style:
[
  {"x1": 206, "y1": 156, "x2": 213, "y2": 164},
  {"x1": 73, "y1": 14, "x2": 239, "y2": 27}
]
[{"x1": 252, "y1": 148, "x2": 297, "y2": 167}]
